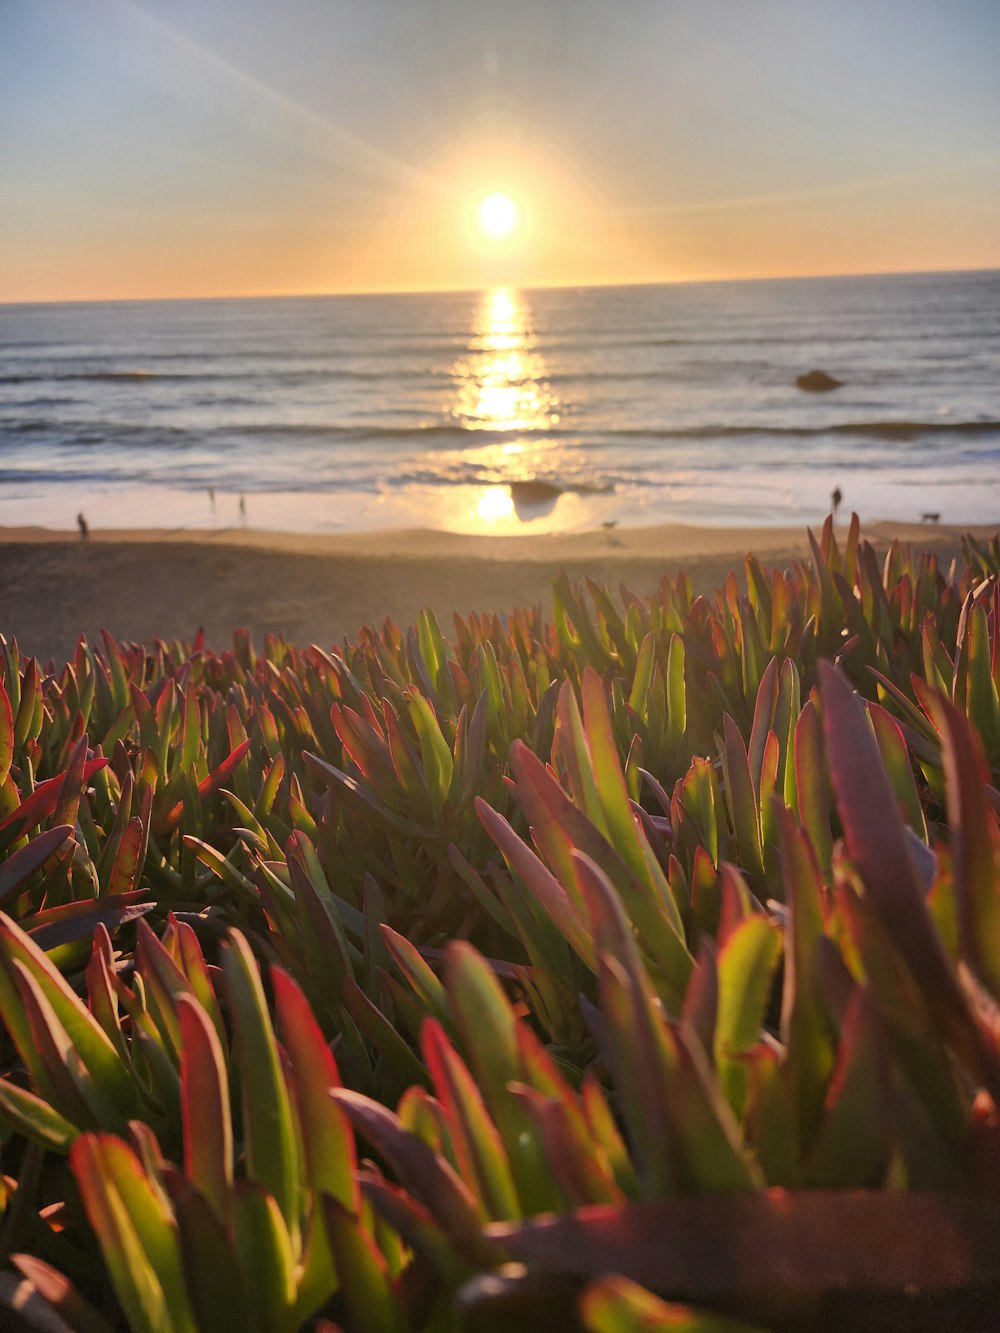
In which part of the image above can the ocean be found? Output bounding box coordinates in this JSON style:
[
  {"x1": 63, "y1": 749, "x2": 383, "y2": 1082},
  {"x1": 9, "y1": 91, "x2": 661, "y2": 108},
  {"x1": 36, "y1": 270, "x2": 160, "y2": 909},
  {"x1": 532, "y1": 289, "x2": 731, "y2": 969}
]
[{"x1": 0, "y1": 270, "x2": 998, "y2": 534}]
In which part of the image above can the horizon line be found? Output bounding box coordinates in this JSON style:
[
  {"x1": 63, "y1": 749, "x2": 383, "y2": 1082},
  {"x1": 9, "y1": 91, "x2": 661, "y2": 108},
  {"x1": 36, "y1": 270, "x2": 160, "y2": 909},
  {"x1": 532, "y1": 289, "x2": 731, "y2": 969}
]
[{"x1": 2, "y1": 262, "x2": 998, "y2": 309}]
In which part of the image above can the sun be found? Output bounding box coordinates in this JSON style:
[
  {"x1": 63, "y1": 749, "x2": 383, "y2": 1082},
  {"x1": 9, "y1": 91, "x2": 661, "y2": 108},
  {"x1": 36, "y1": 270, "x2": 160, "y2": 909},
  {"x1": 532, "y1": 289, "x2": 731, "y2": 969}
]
[{"x1": 478, "y1": 192, "x2": 518, "y2": 239}]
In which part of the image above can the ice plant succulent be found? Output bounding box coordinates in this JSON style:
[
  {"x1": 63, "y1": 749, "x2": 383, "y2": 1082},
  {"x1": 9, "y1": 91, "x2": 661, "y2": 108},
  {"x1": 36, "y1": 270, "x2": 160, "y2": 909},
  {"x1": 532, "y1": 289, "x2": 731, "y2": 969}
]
[{"x1": 0, "y1": 520, "x2": 997, "y2": 1328}]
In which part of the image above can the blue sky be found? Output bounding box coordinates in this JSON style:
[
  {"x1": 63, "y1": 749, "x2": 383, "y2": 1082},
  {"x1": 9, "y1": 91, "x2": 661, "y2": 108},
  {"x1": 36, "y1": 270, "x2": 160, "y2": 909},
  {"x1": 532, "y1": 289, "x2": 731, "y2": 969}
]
[{"x1": 2, "y1": 0, "x2": 999, "y2": 299}]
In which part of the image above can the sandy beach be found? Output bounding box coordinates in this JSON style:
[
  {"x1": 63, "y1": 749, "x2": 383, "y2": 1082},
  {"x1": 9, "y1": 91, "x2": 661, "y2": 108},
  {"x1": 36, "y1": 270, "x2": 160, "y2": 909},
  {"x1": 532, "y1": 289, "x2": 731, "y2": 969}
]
[{"x1": 0, "y1": 519, "x2": 991, "y2": 664}]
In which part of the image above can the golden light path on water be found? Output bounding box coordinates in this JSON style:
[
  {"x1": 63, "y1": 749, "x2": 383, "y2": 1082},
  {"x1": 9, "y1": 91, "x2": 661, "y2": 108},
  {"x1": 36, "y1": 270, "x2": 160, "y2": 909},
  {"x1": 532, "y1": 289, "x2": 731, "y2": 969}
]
[{"x1": 446, "y1": 288, "x2": 566, "y2": 530}]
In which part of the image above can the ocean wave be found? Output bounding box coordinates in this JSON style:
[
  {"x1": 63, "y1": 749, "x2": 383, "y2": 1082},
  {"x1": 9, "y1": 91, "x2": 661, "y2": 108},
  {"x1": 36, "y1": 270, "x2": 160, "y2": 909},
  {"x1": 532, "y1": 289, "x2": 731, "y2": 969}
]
[
  {"x1": 60, "y1": 371, "x2": 160, "y2": 382},
  {"x1": 4, "y1": 331, "x2": 996, "y2": 385},
  {"x1": 0, "y1": 338, "x2": 467, "y2": 367},
  {"x1": 0, "y1": 463, "x2": 617, "y2": 498},
  {"x1": 211, "y1": 417, "x2": 1000, "y2": 443},
  {"x1": 0, "y1": 396, "x2": 79, "y2": 410},
  {"x1": 633, "y1": 329, "x2": 1000, "y2": 349},
  {"x1": 2, "y1": 454, "x2": 993, "y2": 495},
  {"x1": 0, "y1": 365, "x2": 439, "y2": 386},
  {"x1": 520, "y1": 328, "x2": 1000, "y2": 353},
  {"x1": 650, "y1": 419, "x2": 1000, "y2": 441},
  {"x1": 0, "y1": 371, "x2": 171, "y2": 385},
  {"x1": 3, "y1": 415, "x2": 999, "y2": 449}
]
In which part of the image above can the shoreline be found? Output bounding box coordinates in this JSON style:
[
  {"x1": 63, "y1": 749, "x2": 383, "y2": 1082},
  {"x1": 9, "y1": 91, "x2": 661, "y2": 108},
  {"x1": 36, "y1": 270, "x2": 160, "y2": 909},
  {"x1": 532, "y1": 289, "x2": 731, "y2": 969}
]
[{"x1": 0, "y1": 519, "x2": 994, "y2": 665}]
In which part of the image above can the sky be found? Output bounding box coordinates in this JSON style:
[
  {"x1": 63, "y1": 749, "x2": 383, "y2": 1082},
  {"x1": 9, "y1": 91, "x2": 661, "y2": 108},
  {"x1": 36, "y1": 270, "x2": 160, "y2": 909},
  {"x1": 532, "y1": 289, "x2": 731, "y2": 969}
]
[{"x1": 2, "y1": 0, "x2": 999, "y2": 301}]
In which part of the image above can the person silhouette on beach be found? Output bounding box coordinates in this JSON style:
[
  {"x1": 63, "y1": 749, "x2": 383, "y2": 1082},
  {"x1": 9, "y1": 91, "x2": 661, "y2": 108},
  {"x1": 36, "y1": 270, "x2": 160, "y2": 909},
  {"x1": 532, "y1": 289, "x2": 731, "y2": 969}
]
[
  {"x1": 77, "y1": 512, "x2": 89, "y2": 541},
  {"x1": 239, "y1": 494, "x2": 247, "y2": 523},
  {"x1": 831, "y1": 486, "x2": 843, "y2": 519}
]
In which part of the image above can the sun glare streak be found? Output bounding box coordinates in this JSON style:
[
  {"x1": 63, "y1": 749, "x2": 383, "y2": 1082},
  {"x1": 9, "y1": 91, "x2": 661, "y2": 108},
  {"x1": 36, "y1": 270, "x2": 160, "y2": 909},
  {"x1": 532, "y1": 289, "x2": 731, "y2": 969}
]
[{"x1": 108, "y1": 0, "x2": 445, "y2": 195}]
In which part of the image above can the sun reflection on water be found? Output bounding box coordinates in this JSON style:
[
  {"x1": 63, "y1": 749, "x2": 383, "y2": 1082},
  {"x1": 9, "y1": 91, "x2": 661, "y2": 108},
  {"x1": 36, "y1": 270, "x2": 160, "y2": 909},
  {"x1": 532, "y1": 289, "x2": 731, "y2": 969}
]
[
  {"x1": 447, "y1": 288, "x2": 565, "y2": 529},
  {"x1": 451, "y1": 288, "x2": 559, "y2": 435},
  {"x1": 475, "y1": 486, "x2": 516, "y2": 523}
]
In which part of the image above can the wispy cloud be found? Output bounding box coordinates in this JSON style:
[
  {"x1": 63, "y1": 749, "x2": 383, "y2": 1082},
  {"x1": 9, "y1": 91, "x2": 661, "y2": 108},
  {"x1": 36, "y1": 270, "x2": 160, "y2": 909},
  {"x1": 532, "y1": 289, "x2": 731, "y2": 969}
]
[{"x1": 618, "y1": 156, "x2": 998, "y2": 219}]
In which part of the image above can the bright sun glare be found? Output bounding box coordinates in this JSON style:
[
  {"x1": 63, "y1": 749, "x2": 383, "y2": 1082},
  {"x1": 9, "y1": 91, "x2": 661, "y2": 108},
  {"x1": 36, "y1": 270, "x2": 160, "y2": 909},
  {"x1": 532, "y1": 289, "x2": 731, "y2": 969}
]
[{"x1": 478, "y1": 192, "x2": 518, "y2": 239}]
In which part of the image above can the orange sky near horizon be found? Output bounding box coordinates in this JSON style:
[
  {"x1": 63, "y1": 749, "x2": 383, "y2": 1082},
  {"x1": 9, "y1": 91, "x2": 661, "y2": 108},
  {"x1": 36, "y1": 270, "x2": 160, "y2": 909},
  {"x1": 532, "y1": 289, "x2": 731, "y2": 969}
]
[
  {"x1": 8, "y1": 161, "x2": 999, "y2": 305},
  {"x1": 2, "y1": 0, "x2": 999, "y2": 304}
]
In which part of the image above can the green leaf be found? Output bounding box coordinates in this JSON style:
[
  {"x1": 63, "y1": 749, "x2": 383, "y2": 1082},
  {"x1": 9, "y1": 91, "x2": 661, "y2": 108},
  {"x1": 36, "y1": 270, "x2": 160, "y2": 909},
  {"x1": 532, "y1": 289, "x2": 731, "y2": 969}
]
[
  {"x1": 0, "y1": 1079, "x2": 78, "y2": 1152},
  {"x1": 70, "y1": 1134, "x2": 197, "y2": 1333},
  {"x1": 777, "y1": 808, "x2": 837, "y2": 1152},
  {"x1": 582, "y1": 1274, "x2": 766, "y2": 1332},
  {"x1": 721, "y1": 716, "x2": 764, "y2": 884},
  {"x1": 445, "y1": 941, "x2": 557, "y2": 1213},
  {"x1": 272, "y1": 965, "x2": 357, "y2": 1211},
  {"x1": 714, "y1": 914, "x2": 782, "y2": 1120},
  {"x1": 476, "y1": 798, "x2": 596, "y2": 969},
  {"x1": 231, "y1": 1182, "x2": 296, "y2": 1332},
  {"x1": 107, "y1": 816, "x2": 146, "y2": 896},
  {"x1": 182, "y1": 837, "x2": 258, "y2": 905},
  {"x1": 868, "y1": 702, "x2": 927, "y2": 839},
  {"x1": 178, "y1": 995, "x2": 232, "y2": 1225},
  {"x1": 628, "y1": 633, "x2": 656, "y2": 717},
  {"x1": 665, "y1": 633, "x2": 686, "y2": 751},
  {"x1": 406, "y1": 689, "x2": 453, "y2": 810},
  {"x1": 166, "y1": 1179, "x2": 254, "y2": 1333},
  {"x1": 222, "y1": 931, "x2": 301, "y2": 1249},
  {"x1": 576, "y1": 852, "x2": 760, "y2": 1196},
  {"x1": 582, "y1": 668, "x2": 680, "y2": 931},
  {"x1": 331, "y1": 1089, "x2": 500, "y2": 1269},
  {"x1": 936, "y1": 695, "x2": 1000, "y2": 1001},
  {"x1": 154, "y1": 740, "x2": 251, "y2": 837},
  {"x1": 0, "y1": 681, "x2": 12, "y2": 787},
  {"x1": 323, "y1": 1199, "x2": 403, "y2": 1333},
  {"x1": 342, "y1": 975, "x2": 432, "y2": 1090},
  {"x1": 0, "y1": 825, "x2": 74, "y2": 908},
  {"x1": 0, "y1": 913, "x2": 139, "y2": 1121},
  {"x1": 422, "y1": 1017, "x2": 521, "y2": 1220},
  {"x1": 381, "y1": 925, "x2": 450, "y2": 1023},
  {"x1": 555, "y1": 679, "x2": 611, "y2": 838},
  {"x1": 802, "y1": 985, "x2": 890, "y2": 1187},
  {"x1": 792, "y1": 700, "x2": 831, "y2": 873}
]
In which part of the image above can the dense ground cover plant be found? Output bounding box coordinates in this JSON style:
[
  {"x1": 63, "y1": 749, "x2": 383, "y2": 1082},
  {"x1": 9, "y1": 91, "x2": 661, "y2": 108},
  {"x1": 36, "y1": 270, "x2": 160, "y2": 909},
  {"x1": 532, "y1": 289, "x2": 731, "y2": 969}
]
[{"x1": 0, "y1": 519, "x2": 997, "y2": 1330}]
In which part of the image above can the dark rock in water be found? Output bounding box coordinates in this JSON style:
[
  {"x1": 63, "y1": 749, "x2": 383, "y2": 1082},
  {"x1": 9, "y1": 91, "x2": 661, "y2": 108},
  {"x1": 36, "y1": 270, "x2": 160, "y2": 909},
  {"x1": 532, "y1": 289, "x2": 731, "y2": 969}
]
[
  {"x1": 795, "y1": 369, "x2": 843, "y2": 392},
  {"x1": 508, "y1": 479, "x2": 563, "y2": 520},
  {"x1": 508, "y1": 479, "x2": 562, "y2": 504}
]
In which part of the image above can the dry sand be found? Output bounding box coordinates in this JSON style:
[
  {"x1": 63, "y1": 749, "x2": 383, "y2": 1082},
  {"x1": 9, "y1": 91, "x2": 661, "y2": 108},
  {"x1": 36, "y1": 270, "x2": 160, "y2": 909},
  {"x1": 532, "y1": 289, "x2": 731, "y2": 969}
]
[{"x1": 0, "y1": 520, "x2": 992, "y2": 664}]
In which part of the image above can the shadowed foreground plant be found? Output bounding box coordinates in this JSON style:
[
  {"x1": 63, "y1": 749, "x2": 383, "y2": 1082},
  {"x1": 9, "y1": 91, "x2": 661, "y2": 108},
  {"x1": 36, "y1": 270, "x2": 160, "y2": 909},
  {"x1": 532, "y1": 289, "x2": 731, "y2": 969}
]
[
  {"x1": 334, "y1": 664, "x2": 1000, "y2": 1329},
  {"x1": 66, "y1": 932, "x2": 368, "y2": 1333}
]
